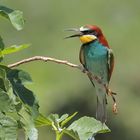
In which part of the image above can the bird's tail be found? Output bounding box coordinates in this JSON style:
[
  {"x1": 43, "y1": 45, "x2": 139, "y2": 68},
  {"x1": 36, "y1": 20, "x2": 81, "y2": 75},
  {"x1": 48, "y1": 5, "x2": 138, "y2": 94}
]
[{"x1": 96, "y1": 87, "x2": 107, "y2": 123}]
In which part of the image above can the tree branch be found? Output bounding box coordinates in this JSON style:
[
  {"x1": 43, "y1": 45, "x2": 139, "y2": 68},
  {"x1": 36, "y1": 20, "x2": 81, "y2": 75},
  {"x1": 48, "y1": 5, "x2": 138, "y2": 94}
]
[
  {"x1": 8, "y1": 56, "x2": 117, "y2": 113},
  {"x1": 8, "y1": 56, "x2": 81, "y2": 69}
]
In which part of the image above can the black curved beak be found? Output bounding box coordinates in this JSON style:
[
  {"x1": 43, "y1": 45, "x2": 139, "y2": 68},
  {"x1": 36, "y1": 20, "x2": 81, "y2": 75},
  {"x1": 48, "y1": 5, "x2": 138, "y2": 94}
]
[{"x1": 64, "y1": 28, "x2": 82, "y2": 39}]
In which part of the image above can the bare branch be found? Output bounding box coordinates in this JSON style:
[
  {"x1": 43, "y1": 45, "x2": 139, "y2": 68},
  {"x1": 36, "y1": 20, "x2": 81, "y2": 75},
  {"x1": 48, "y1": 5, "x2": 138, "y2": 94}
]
[
  {"x1": 8, "y1": 55, "x2": 117, "y2": 113},
  {"x1": 8, "y1": 56, "x2": 81, "y2": 69}
]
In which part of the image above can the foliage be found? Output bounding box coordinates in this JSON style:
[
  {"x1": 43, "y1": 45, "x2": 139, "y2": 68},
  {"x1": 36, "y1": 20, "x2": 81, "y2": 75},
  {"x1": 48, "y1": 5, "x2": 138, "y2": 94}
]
[
  {"x1": 35, "y1": 113, "x2": 110, "y2": 140},
  {"x1": 0, "y1": 5, "x2": 24, "y2": 30},
  {"x1": 0, "y1": 5, "x2": 39, "y2": 140},
  {"x1": 0, "y1": 5, "x2": 110, "y2": 140}
]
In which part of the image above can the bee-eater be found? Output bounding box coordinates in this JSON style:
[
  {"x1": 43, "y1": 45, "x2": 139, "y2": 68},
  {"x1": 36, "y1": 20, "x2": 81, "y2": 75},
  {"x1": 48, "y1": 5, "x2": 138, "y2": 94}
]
[{"x1": 66, "y1": 25, "x2": 114, "y2": 123}]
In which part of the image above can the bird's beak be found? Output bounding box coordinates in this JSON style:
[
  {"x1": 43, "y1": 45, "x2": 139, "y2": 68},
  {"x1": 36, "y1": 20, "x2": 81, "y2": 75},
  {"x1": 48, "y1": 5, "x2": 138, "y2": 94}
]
[{"x1": 64, "y1": 28, "x2": 83, "y2": 39}]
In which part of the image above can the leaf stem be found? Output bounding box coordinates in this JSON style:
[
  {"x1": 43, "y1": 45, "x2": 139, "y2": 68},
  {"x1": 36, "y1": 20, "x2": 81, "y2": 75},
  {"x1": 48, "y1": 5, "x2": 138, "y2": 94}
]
[{"x1": 56, "y1": 131, "x2": 63, "y2": 140}]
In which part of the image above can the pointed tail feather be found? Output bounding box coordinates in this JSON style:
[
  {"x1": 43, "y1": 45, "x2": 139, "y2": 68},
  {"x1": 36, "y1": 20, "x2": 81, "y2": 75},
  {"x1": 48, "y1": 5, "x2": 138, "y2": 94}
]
[
  {"x1": 96, "y1": 87, "x2": 107, "y2": 123},
  {"x1": 96, "y1": 97, "x2": 107, "y2": 123}
]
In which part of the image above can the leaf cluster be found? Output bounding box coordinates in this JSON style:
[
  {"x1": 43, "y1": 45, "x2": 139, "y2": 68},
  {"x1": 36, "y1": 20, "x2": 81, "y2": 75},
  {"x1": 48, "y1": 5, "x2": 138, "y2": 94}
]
[
  {"x1": 36, "y1": 113, "x2": 110, "y2": 140},
  {"x1": 0, "y1": 5, "x2": 39, "y2": 140}
]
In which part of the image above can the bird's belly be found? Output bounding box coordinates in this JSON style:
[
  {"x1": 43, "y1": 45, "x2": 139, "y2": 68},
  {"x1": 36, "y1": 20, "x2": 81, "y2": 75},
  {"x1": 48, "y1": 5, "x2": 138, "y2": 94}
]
[{"x1": 85, "y1": 46, "x2": 108, "y2": 83}]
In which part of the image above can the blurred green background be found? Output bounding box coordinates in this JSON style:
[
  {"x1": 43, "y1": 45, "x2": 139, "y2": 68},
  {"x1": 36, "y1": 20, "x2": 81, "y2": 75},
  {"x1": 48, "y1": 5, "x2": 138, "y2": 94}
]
[{"x1": 0, "y1": 0, "x2": 140, "y2": 139}]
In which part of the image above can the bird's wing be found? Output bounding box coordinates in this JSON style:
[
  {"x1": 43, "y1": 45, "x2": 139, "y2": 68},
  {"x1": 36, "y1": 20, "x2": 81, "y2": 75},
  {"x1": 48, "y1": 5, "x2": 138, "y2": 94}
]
[
  {"x1": 107, "y1": 49, "x2": 114, "y2": 82},
  {"x1": 79, "y1": 45, "x2": 86, "y2": 67},
  {"x1": 79, "y1": 45, "x2": 95, "y2": 87}
]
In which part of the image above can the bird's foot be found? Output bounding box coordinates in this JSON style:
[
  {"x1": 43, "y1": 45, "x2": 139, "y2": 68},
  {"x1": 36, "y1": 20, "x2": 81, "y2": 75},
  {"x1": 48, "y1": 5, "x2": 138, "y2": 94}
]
[
  {"x1": 79, "y1": 65, "x2": 87, "y2": 73},
  {"x1": 113, "y1": 102, "x2": 118, "y2": 114},
  {"x1": 106, "y1": 87, "x2": 118, "y2": 114}
]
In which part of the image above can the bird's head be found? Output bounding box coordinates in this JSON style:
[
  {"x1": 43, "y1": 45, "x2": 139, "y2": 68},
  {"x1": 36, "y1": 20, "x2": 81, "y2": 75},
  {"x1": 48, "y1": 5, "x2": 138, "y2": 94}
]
[{"x1": 66, "y1": 25, "x2": 109, "y2": 48}]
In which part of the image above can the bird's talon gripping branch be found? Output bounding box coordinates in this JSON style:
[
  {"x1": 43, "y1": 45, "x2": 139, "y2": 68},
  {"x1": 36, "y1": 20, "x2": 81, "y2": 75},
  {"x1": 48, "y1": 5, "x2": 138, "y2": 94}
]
[
  {"x1": 112, "y1": 92, "x2": 117, "y2": 95},
  {"x1": 113, "y1": 102, "x2": 118, "y2": 114},
  {"x1": 80, "y1": 66, "x2": 87, "y2": 73},
  {"x1": 107, "y1": 88, "x2": 118, "y2": 114},
  {"x1": 107, "y1": 88, "x2": 116, "y2": 97}
]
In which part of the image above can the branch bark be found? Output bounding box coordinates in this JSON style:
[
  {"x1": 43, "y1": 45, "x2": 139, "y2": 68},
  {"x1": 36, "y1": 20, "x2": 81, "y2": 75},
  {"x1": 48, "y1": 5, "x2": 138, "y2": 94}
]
[
  {"x1": 8, "y1": 56, "x2": 80, "y2": 69},
  {"x1": 8, "y1": 56, "x2": 117, "y2": 113}
]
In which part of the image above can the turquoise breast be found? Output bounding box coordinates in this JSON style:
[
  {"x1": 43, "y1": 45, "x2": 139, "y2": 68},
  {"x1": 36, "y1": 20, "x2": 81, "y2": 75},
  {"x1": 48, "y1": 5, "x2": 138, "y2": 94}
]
[{"x1": 84, "y1": 40, "x2": 108, "y2": 84}]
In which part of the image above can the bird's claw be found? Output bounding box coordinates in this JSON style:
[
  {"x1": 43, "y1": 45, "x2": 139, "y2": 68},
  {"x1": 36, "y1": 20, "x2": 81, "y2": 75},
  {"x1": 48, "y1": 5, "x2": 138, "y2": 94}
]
[
  {"x1": 79, "y1": 65, "x2": 87, "y2": 73},
  {"x1": 113, "y1": 102, "x2": 118, "y2": 114},
  {"x1": 106, "y1": 87, "x2": 118, "y2": 114}
]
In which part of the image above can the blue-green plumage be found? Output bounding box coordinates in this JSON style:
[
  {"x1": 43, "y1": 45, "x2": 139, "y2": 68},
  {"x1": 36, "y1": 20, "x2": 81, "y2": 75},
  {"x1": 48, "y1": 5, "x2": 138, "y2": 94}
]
[
  {"x1": 80, "y1": 40, "x2": 110, "y2": 123},
  {"x1": 84, "y1": 40, "x2": 109, "y2": 84}
]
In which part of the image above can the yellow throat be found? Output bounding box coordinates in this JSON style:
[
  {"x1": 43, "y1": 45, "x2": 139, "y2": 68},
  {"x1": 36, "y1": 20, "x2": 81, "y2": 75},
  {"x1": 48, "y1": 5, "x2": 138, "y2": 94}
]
[{"x1": 79, "y1": 35, "x2": 97, "y2": 44}]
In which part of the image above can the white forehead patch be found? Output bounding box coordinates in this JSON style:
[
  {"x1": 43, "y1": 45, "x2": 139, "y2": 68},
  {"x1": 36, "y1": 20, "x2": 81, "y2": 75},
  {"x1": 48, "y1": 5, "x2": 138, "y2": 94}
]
[{"x1": 80, "y1": 26, "x2": 89, "y2": 32}]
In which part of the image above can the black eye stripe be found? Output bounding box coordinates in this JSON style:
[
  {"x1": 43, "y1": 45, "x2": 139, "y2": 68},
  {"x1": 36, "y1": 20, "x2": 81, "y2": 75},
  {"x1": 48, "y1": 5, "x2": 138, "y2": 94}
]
[
  {"x1": 82, "y1": 30, "x2": 97, "y2": 35},
  {"x1": 82, "y1": 30, "x2": 92, "y2": 34}
]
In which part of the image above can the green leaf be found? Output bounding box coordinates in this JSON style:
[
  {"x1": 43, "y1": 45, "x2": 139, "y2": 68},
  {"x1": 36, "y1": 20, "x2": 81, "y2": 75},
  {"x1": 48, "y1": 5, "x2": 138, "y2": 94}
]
[
  {"x1": 68, "y1": 116, "x2": 110, "y2": 140},
  {"x1": 0, "y1": 67, "x2": 11, "y2": 91},
  {"x1": 0, "y1": 69, "x2": 8, "y2": 91},
  {"x1": 35, "y1": 114, "x2": 52, "y2": 127},
  {"x1": 0, "y1": 66, "x2": 20, "y2": 113},
  {"x1": 0, "y1": 66, "x2": 38, "y2": 140},
  {"x1": 61, "y1": 112, "x2": 77, "y2": 127},
  {"x1": 7, "y1": 69, "x2": 38, "y2": 108},
  {"x1": 64, "y1": 129, "x2": 79, "y2": 140},
  {"x1": 0, "y1": 36, "x2": 5, "y2": 62},
  {"x1": 0, "y1": 89, "x2": 16, "y2": 112},
  {"x1": 8, "y1": 10, "x2": 25, "y2": 31},
  {"x1": 18, "y1": 70, "x2": 32, "y2": 84},
  {"x1": 58, "y1": 114, "x2": 69, "y2": 123},
  {"x1": 0, "y1": 6, "x2": 12, "y2": 19},
  {"x1": 0, "y1": 6, "x2": 25, "y2": 30},
  {"x1": 48, "y1": 114, "x2": 59, "y2": 123},
  {"x1": 0, "y1": 36, "x2": 4, "y2": 50},
  {"x1": 19, "y1": 106, "x2": 38, "y2": 140},
  {"x1": 1, "y1": 44, "x2": 30, "y2": 57},
  {"x1": 48, "y1": 114, "x2": 69, "y2": 124},
  {"x1": 0, "y1": 112, "x2": 18, "y2": 140}
]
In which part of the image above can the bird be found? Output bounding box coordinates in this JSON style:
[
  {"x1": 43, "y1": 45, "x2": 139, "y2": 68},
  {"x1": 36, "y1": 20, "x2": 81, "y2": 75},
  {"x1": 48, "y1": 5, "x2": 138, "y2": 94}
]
[{"x1": 66, "y1": 25, "x2": 114, "y2": 123}]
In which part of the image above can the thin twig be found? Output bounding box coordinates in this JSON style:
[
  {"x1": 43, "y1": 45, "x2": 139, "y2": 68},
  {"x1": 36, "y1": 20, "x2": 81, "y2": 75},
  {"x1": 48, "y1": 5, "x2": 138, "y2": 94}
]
[
  {"x1": 8, "y1": 56, "x2": 117, "y2": 113},
  {"x1": 8, "y1": 56, "x2": 80, "y2": 69}
]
